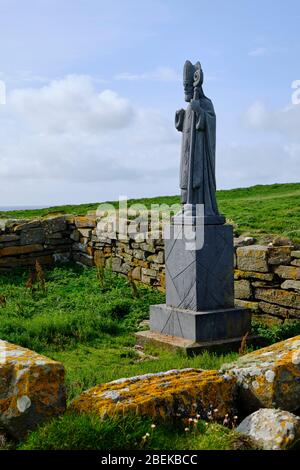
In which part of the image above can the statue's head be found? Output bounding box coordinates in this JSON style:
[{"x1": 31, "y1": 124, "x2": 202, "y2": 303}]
[{"x1": 183, "y1": 60, "x2": 204, "y2": 101}]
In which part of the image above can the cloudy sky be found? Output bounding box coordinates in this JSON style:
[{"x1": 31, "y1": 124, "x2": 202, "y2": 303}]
[{"x1": 0, "y1": 0, "x2": 299, "y2": 207}]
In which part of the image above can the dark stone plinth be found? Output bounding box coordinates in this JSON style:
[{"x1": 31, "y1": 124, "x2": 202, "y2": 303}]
[
  {"x1": 135, "y1": 331, "x2": 261, "y2": 356},
  {"x1": 165, "y1": 223, "x2": 234, "y2": 311},
  {"x1": 172, "y1": 214, "x2": 226, "y2": 225},
  {"x1": 150, "y1": 304, "x2": 251, "y2": 343}
]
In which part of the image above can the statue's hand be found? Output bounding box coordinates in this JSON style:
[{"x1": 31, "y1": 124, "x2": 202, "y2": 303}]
[{"x1": 175, "y1": 109, "x2": 185, "y2": 132}]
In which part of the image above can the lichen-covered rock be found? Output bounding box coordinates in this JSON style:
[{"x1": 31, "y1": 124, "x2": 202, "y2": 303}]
[
  {"x1": 235, "y1": 299, "x2": 260, "y2": 312},
  {"x1": 71, "y1": 369, "x2": 237, "y2": 421},
  {"x1": 268, "y1": 246, "x2": 291, "y2": 266},
  {"x1": 0, "y1": 340, "x2": 66, "y2": 439},
  {"x1": 234, "y1": 280, "x2": 252, "y2": 299},
  {"x1": 234, "y1": 269, "x2": 273, "y2": 281},
  {"x1": 254, "y1": 287, "x2": 300, "y2": 309},
  {"x1": 236, "y1": 246, "x2": 269, "y2": 273},
  {"x1": 237, "y1": 409, "x2": 300, "y2": 450},
  {"x1": 222, "y1": 336, "x2": 300, "y2": 413},
  {"x1": 274, "y1": 265, "x2": 300, "y2": 280},
  {"x1": 74, "y1": 216, "x2": 96, "y2": 228},
  {"x1": 281, "y1": 280, "x2": 300, "y2": 292},
  {"x1": 258, "y1": 301, "x2": 300, "y2": 320}
]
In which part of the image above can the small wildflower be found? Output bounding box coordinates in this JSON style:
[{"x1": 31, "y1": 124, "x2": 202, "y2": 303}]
[
  {"x1": 184, "y1": 427, "x2": 189, "y2": 432},
  {"x1": 196, "y1": 414, "x2": 201, "y2": 419},
  {"x1": 188, "y1": 417, "x2": 193, "y2": 422},
  {"x1": 193, "y1": 419, "x2": 198, "y2": 424},
  {"x1": 146, "y1": 433, "x2": 150, "y2": 437},
  {"x1": 213, "y1": 408, "x2": 218, "y2": 413},
  {"x1": 151, "y1": 424, "x2": 156, "y2": 429}
]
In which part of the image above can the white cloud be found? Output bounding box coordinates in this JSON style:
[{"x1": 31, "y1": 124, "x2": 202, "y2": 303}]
[
  {"x1": 114, "y1": 67, "x2": 180, "y2": 82},
  {"x1": 1, "y1": 75, "x2": 299, "y2": 206},
  {"x1": 0, "y1": 75, "x2": 180, "y2": 205},
  {"x1": 244, "y1": 100, "x2": 300, "y2": 139},
  {"x1": 218, "y1": 141, "x2": 299, "y2": 189},
  {"x1": 217, "y1": 99, "x2": 300, "y2": 189}
]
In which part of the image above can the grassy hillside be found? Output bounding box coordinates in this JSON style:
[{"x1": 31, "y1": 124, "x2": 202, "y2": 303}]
[{"x1": 1, "y1": 182, "x2": 300, "y2": 242}]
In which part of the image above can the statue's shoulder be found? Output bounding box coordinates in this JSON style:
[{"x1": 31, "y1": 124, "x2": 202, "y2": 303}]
[
  {"x1": 200, "y1": 96, "x2": 215, "y2": 116},
  {"x1": 200, "y1": 96, "x2": 213, "y2": 107}
]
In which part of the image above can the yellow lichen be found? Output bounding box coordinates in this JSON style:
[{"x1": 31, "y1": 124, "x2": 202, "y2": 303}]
[{"x1": 71, "y1": 369, "x2": 236, "y2": 421}]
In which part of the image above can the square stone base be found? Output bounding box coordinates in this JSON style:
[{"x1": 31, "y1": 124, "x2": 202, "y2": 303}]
[
  {"x1": 150, "y1": 304, "x2": 251, "y2": 342},
  {"x1": 135, "y1": 330, "x2": 260, "y2": 356}
]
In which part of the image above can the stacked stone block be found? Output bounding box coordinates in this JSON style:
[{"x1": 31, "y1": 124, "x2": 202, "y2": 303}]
[{"x1": 1, "y1": 216, "x2": 300, "y2": 322}]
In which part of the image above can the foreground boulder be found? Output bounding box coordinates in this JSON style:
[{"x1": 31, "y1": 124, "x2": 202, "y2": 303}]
[
  {"x1": 221, "y1": 336, "x2": 300, "y2": 413},
  {"x1": 71, "y1": 368, "x2": 236, "y2": 421},
  {"x1": 0, "y1": 340, "x2": 66, "y2": 439},
  {"x1": 237, "y1": 409, "x2": 300, "y2": 450}
]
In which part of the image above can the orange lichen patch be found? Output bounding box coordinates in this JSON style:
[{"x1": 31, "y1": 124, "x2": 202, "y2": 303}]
[
  {"x1": 222, "y1": 336, "x2": 300, "y2": 413},
  {"x1": 0, "y1": 244, "x2": 44, "y2": 257},
  {"x1": 71, "y1": 369, "x2": 237, "y2": 421},
  {"x1": 74, "y1": 216, "x2": 96, "y2": 228},
  {"x1": 0, "y1": 340, "x2": 66, "y2": 439}
]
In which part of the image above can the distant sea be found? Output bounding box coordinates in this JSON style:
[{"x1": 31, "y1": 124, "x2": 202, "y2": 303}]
[{"x1": 0, "y1": 206, "x2": 44, "y2": 211}]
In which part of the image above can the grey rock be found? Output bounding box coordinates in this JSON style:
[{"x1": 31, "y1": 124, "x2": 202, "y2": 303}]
[
  {"x1": 20, "y1": 228, "x2": 45, "y2": 245},
  {"x1": 0, "y1": 234, "x2": 20, "y2": 243},
  {"x1": 281, "y1": 280, "x2": 300, "y2": 291},
  {"x1": 272, "y1": 237, "x2": 293, "y2": 247},
  {"x1": 237, "y1": 409, "x2": 300, "y2": 450},
  {"x1": 234, "y1": 236, "x2": 256, "y2": 247}
]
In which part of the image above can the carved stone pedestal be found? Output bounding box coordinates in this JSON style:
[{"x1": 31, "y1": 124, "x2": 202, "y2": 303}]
[{"x1": 136, "y1": 220, "x2": 252, "y2": 354}]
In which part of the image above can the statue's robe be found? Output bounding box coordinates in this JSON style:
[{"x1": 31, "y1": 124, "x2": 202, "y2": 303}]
[{"x1": 175, "y1": 95, "x2": 219, "y2": 217}]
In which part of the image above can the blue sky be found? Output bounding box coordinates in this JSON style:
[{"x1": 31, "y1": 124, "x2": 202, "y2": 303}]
[{"x1": 0, "y1": 0, "x2": 299, "y2": 206}]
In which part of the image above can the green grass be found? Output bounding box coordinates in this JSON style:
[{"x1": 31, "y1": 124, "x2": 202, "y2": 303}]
[
  {"x1": 0, "y1": 263, "x2": 299, "y2": 450},
  {"x1": 1, "y1": 182, "x2": 300, "y2": 242},
  {"x1": 18, "y1": 413, "x2": 243, "y2": 451},
  {"x1": 0, "y1": 264, "x2": 237, "y2": 401}
]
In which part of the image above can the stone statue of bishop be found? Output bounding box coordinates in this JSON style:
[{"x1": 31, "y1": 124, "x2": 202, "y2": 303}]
[{"x1": 175, "y1": 60, "x2": 223, "y2": 223}]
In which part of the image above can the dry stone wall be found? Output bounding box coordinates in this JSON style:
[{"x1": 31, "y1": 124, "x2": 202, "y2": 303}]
[
  {"x1": 0, "y1": 216, "x2": 72, "y2": 269},
  {"x1": 1, "y1": 215, "x2": 300, "y2": 322}
]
